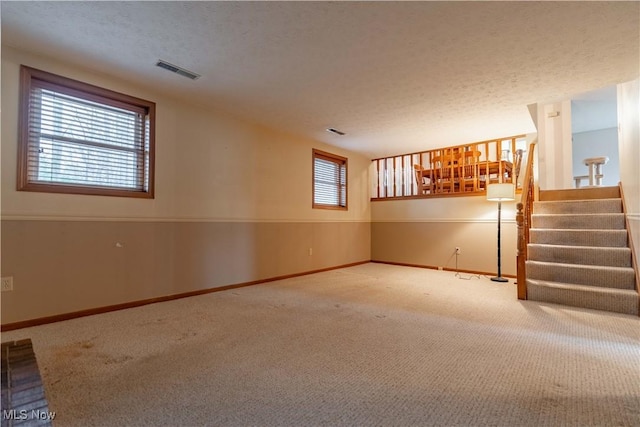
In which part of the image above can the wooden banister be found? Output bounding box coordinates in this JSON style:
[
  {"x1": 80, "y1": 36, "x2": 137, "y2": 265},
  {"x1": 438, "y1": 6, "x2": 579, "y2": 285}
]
[
  {"x1": 619, "y1": 183, "x2": 640, "y2": 302},
  {"x1": 516, "y1": 140, "x2": 537, "y2": 300}
]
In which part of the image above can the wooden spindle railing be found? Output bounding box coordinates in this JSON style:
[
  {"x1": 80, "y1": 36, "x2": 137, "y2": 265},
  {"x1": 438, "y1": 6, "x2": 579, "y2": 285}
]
[
  {"x1": 371, "y1": 134, "x2": 527, "y2": 200},
  {"x1": 516, "y1": 141, "x2": 537, "y2": 300}
]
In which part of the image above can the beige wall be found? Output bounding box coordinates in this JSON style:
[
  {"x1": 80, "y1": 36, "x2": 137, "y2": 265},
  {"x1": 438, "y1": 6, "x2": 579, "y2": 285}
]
[
  {"x1": 1, "y1": 220, "x2": 370, "y2": 322},
  {"x1": 371, "y1": 196, "x2": 517, "y2": 276},
  {"x1": 1, "y1": 47, "x2": 371, "y2": 324}
]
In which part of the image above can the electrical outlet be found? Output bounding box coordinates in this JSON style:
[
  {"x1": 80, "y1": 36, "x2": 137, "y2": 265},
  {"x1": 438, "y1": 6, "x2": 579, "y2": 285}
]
[
  {"x1": 1, "y1": 277, "x2": 14, "y2": 292},
  {"x1": 455, "y1": 247, "x2": 461, "y2": 255},
  {"x1": 309, "y1": 248, "x2": 313, "y2": 256}
]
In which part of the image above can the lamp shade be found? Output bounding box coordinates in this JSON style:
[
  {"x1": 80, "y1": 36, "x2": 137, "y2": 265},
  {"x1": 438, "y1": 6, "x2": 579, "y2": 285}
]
[{"x1": 486, "y1": 183, "x2": 515, "y2": 201}]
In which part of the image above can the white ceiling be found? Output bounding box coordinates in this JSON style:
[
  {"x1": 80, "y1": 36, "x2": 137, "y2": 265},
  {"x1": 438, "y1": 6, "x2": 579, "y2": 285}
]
[{"x1": 2, "y1": 1, "x2": 638, "y2": 158}]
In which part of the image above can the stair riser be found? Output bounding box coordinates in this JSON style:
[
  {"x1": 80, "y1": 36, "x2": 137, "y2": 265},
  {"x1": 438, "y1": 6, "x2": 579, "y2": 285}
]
[
  {"x1": 533, "y1": 199, "x2": 622, "y2": 214},
  {"x1": 527, "y1": 281, "x2": 639, "y2": 315},
  {"x1": 529, "y1": 229, "x2": 628, "y2": 247},
  {"x1": 526, "y1": 261, "x2": 635, "y2": 290},
  {"x1": 528, "y1": 245, "x2": 632, "y2": 267},
  {"x1": 531, "y1": 214, "x2": 625, "y2": 230}
]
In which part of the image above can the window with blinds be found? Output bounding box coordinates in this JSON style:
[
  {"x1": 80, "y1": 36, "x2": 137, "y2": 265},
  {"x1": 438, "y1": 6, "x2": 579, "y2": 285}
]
[
  {"x1": 313, "y1": 149, "x2": 347, "y2": 210},
  {"x1": 18, "y1": 66, "x2": 155, "y2": 198}
]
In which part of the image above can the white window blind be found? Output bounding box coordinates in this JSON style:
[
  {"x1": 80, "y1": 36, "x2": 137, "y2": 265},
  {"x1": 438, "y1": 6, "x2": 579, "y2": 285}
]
[
  {"x1": 18, "y1": 66, "x2": 155, "y2": 198},
  {"x1": 313, "y1": 149, "x2": 347, "y2": 209}
]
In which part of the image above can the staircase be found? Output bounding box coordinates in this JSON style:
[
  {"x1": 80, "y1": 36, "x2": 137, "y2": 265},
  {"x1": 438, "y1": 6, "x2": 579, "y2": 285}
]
[{"x1": 526, "y1": 186, "x2": 639, "y2": 315}]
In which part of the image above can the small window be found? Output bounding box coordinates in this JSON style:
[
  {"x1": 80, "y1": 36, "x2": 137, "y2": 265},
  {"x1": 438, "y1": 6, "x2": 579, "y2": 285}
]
[
  {"x1": 313, "y1": 149, "x2": 347, "y2": 210},
  {"x1": 18, "y1": 66, "x2": 155, "y2": 198}
]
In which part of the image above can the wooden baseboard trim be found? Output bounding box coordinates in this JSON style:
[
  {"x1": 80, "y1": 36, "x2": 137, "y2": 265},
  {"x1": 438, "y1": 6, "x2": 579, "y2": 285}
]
[
  {"x1": 371, "y1": 260, "x2": 516, "y2": 279},
  {"x1": 1, "y1": 260, "x2": 370, "y2": 332}
]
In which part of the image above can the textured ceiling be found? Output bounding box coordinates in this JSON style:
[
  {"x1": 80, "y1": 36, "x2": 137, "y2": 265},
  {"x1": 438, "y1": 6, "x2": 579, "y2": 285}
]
[{"x1": 2, "y1": 1, "x2": 638, "y2": 158}]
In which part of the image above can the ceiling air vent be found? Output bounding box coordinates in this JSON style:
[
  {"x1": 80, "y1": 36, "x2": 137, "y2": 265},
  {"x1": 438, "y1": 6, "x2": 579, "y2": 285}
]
[
  {"x1": 326, "y1": 128, "x2": 346, "y2": 136},
  {"x1": 155, "y1": 60, "x2": 200, "y2": 80}
]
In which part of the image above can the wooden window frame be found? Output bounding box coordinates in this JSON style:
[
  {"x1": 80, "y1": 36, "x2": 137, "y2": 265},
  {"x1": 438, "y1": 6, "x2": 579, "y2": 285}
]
[
  {"x1": 17, "y1": 65, "x2": 156, "y2": 198},
  {"x1": 312, "y1": 149, "x2": 348, "y2": 210}
]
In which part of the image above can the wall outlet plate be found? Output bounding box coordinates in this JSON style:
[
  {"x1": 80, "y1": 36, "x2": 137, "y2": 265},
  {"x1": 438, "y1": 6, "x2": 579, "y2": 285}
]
[{"x1": 1, "y1": 277, "x2": 14, "y2": 291}]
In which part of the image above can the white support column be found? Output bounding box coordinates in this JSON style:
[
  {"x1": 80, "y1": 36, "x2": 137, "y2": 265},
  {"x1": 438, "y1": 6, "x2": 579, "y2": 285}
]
[{"x1": 537, "y1": 100, "x2": 574, "y2": 190}]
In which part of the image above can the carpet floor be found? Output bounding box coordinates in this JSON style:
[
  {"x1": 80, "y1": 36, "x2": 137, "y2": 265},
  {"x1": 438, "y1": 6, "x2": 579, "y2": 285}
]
[{"x1": 2, "y1": 263, "x2": 639, "y2": 426}]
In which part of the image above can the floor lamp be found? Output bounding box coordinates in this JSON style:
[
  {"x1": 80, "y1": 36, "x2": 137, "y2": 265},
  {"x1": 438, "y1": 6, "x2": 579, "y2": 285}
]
[{"x1": 487, "y1": 183, "x2": 515, "y2": 282}]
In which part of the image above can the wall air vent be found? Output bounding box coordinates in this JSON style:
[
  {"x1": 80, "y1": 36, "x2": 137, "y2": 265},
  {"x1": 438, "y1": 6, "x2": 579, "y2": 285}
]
[
  {"x1": 155, "y1": 60, "x2": 200, "y2": 80},
  {"x1": 326, "y1": 128, "x2": 346, "y2": 136}
]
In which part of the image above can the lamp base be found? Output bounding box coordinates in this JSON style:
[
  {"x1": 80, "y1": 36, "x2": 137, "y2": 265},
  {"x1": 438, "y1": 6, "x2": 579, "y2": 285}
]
[{"x1": 490, "y1": 276, "x2": 509, "y2": 283}]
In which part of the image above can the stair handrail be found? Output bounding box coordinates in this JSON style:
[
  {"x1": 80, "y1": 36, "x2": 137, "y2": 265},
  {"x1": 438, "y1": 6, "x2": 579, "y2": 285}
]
[
  {"x1": 516, "y1": 140, "x2": 537, "y2": 300},
  {"x1": 619, "y1": 183, "x2": 640, "y2": 299}
]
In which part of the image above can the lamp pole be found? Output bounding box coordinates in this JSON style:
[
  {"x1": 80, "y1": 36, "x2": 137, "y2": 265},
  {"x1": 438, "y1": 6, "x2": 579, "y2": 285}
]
[
  {"x1": 487, "y1": 183, "x2": 514, "y2": 282},
  {"x1": 491, "y1": 200, "x2": 508, "y2": 282}
]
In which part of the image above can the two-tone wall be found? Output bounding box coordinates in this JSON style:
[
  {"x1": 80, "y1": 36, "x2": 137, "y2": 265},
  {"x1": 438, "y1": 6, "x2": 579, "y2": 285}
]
[
  {"x1": 371, "y1": 196, "x2": 517, "y2": 277},
  {"x1": 1, "y1": 47, "x2": 371, "y2": 326}
]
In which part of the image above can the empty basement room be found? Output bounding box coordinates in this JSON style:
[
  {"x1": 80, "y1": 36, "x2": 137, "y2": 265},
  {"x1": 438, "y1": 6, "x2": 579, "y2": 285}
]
[{"x1": 1, "y1": 2, "x2": 639, "y2": 426}]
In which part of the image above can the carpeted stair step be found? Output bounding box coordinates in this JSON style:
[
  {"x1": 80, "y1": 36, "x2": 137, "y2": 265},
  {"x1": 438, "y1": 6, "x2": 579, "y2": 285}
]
[
  {"x1": 527, "y1": 279, "x2": 639, "y2": 315},
  {"x1": 526, "y1": 186, "x2": 637, "y2": 315},
  {"x1": 531, "y1": 213, "x2": 625, "y2": 230},
  {"x1": 527, "y1": 244, "x2": 631, "y2": 267},
  {"x1": 539, "y1": 186, "x2": 620, "y2": 201},
  {"x1": 526, "y1": 260, "x2": 635, "y2": 290},
  {"x1": 533, "y1": 198, "x2": 622, "y2": 214},
  {"x1": 529, "y1": 229, "x2": 628, "y2": 247}
]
